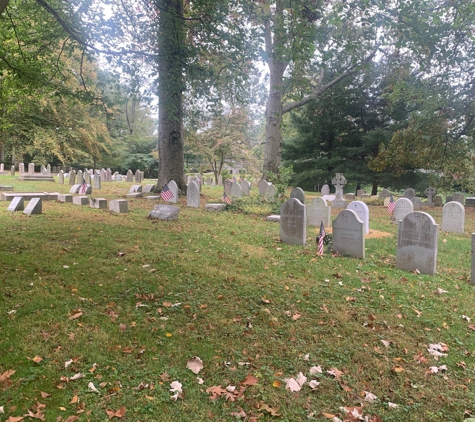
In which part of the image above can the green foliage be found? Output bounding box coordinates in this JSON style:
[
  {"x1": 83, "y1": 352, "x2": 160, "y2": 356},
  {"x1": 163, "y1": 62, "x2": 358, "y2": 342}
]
[{"x1": 265, "y1": 165, "x2": 293, "y2": 202}]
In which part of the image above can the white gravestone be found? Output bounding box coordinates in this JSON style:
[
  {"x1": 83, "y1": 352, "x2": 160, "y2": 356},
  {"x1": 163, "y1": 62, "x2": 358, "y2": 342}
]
[
  {"x1": 109, "y1": 199, "x2": 128, "y2": 213},
  {"x1": 8, "y1": 197, "x2": 24, "y2": 212},
  {"x1": 396, "y1": 212, "x2": 438, "y2": 275},
  {"x1": 347, "y1": 201, "x2": 370, "y2": 234},
  {"x1": 321, "y1": 184, "x2": 330, "y2": 196},
  {"x1": 265, "y1": 185, "x2": 278, "y2": 201},
  {"x1": 332, "y1": 209, "x2": 365, "y2": 259},
  {"x1": 224, "y1": 179, "x2": 233, "y2": 196},
  {"x1": 187, "y1": 181, "x2": 200, "y2": 208},
  {"x1": 307, "y1": 197, "x2": 331, "y2": 228},
  {"x1": 441, "y1": 201, "x2": 464, "y2": 233},
  {"x1": 240, "y1": 179, "x2": 250, "y2": 196},
  {"x1": 167, "y1": 180, "x2": 179, "y2": 204},
  {"x1": 290, "y1": 187, "x2": 305, "y2": 205},
  {"x1": 258, "y1": 180, "x2": 271, "y2": 195},
  {"x1": 280, "y1": 198, "x2": 306, "y2": 246},
  {"x1": 69, "y1": 170, "x2": 76, "y2": 185},
  {"x1": 23, "y1": 198, "x2": 42, "y2": 215},
  {"x1": 230, "y1": 182, "x2": 243, "y2": 198},
  {"x1": 394, "y1": 198, "x2": 414, "y2": 223}
]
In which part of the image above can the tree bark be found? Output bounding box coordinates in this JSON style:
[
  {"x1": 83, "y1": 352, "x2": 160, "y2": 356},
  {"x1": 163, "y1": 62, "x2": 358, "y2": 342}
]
[
  {"x1": 157, "y1": 0, "x2": 186, "y2": 193},
  {"x1": 0, "y1": 0, "x2": 9, "y2": 15}
]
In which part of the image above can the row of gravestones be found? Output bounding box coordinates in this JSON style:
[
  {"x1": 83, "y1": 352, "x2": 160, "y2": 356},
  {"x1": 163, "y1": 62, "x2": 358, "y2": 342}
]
[
  {"x1": 56, "y1": 168, "x2": 144, "y2": 186},
  {"x1": 279, "y1": 196, "x2": 465, "y2": 275}
]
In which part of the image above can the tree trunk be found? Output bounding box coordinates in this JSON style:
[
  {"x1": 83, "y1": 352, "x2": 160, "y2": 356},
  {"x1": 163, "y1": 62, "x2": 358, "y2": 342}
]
[
  {"x1": 0, "y1": 0, "x2": 9, "y2": 15},
  {"x1": 157, "y1": 0, "x2": 186, "y2": 193},
  {"x1": 371, "y1": 180, "x2": 378, "y2": 196}
]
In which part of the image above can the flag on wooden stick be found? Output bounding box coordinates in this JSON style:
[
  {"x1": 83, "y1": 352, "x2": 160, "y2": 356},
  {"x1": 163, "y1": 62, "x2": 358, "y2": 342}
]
[
  {"x1": 317, "y1": 221, "x2": 326, "y2": 256},
  {"x1": 160, "y1": 184, "x2": 174, "y2": 201},
  {"x1": 221, "y1": 192, "x2": 232, "y2": 205}
]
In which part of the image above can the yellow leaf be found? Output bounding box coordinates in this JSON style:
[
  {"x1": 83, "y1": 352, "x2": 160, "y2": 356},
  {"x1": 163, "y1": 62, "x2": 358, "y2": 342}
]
[
  {"x1": 165, "y1": 333, "x2": 173, "y2": 337},
  {"x1": 272, "y1": 380, "x2": 282, "y2": 388},
  {"x1": 32, "y1": 356, "x2": 43, "y2": 363}
]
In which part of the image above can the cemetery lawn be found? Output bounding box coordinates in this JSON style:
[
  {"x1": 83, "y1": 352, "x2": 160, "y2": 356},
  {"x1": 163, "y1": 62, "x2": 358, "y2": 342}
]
[{"x1": 1, "y1": 178, "x2": 475, "y2": 421}]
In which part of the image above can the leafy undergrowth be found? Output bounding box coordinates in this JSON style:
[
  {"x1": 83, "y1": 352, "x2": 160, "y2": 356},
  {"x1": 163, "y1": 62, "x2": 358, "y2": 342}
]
[{"x1": 0, "y1": 178, "x2": 475, "y2": 421}]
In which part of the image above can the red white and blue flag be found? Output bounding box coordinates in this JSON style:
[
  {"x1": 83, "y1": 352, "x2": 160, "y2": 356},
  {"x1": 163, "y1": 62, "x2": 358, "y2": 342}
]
[
  {"x1": 317, "y1": 221, "x2": 326, "y2": 256},
  {"x1": 160, "y1": 184, "x2": 174, "y2": 201},
  {"x1": 387, "y1": 195, "x2": 396, "y2": 214},
  {"x1": 79, "y1": 178, "x2": 87, "y2": 194},
  {"x1": 222, "y1": 192, "x2": 232, "y2": 205}
]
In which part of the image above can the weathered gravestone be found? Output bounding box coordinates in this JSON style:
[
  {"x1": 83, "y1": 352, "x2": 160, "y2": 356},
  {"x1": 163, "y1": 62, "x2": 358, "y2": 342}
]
[
  {"x1": 410, "y1": 197, "x2": 421, "y2": 211},
  {"x1": 135, "y1": 169, "x2": 142, "y2": 183},
  {"x1": 394, "y1": 198, "x2": 414, "y2": 223},
  {"x1": 94, "y1": 172, "x2": 101, "y2": 189},
  {"x1": 186, "y1": 180, "x2": 200, "y2": 208},
  {"x1": 58, "y1": 194, "x2": 73, "y2": 203},
  {"x1": 69, "y1": 170, "x2": 76, "y2": 185},
  {"x1": 307, "y1": 197, "x2": 331, "y2": 228},
  {"x1": 148, "y1": 204, "x2": 180, "y2": 220},
  {"x1": 167, "y1": 180, "x2": 179, "y2": 204},
  {"x1": 206, "y1": 177, "x2": 213, "y2": 185},
  {"x1": 446, "y1": 195, "x2": 453, "y2": 203},
  {"x1": 441, "y1": 201, "x2": 465, "y2": 233},
  {"x1": 332, "y1": 209, "x2": 365, "y2": 259},
  {"x1": 230, "y1": 182, "x2": 243, "y2": 198},
  {"x1": 453, "y1": 193, "x2": 464, "y2": 204},
  {"x1": 345, "y1": 193, "x2": 355, "y2": 201},
  {"x1": 280, "y1": 198, "x2": 306, "y2": 246},
  {"x1": 8, "y1": 197, "x2": 24, "y2": 212},
  {"x1": 23, "y1": 198, "x2": 42, "y2": 215},
  {"x1": 10, "y1": 165, "x2": 15, "y2": 176},
  {"x1": 205, "y1": 203, "x2": 227, "y2": 212},
  {"x1": 425, "y1": 186, "x2": 437, "y2": 206},
  {"x1": 224, "y1": 179, "x2": 233, "y2": 196},
  {"x1": 218, "y1": 175, "x2": 223, "y2": 186},
  {"x1": 28, "y1": 163, "x2": 35, "y2": 174},
  {"x1": 58, "y1": 171, "x2": 64, "y2": 184},
  {"x1": 433, "y1": 195, "x2": 443, "y2": 206},
  {"x1": 347, "y1": 200, "x2": 370, "y2": 234},
  {"x1": 70, "y1": 184, "x2": 81, "y2": 194},
  {"x1": 19, "y1": 163, "x2": 24, "y2": 174},
  {"x1": 143, "y1": 184, "x2": 155, "y2": 193},
  {"x1": 258, "y1": 180, "x2": 271, "y2": 195},
  {"x1": 465, "y1": 197, "x2": 475, "y2": 207},
  {"x1": 89, "y1": 198, "x2": 107, "y2": 209},
  {"x1": 240, "y1": 179, "x2": 250, "y2": 196},
  {"x1": 72, "y1": 196, "x2": 89, "y2": 206},
  {"x1": 290, "y1": 187, "x2": 305, "y2": 204},
  {"x1": 321, "y1": 184, "x2": 330, "y2": 196},
  {"x1": 356, "y1": 190, "x2": 366, "y2": 197},
  {"x1": 109, "y1": 199, "x2": 128, "y2": 213},
  {"x1": 126, "y1": 170, "x2": 133, "y2": 183},
  {"x1": 403, "y1": 188, "x2": 416, "y2": 199},
  {"x1": 396, "y1": 212, "x2": 438, "y2": 275},
  {"x1": 379, "y1": 188, "x2": 392, "y2": 199},
  {"x1": 130, "y1": 185, "x2": 143, "y2": 193},
  {"x1": 265, "y1": 185, "x2": 278, "y2": 201}
]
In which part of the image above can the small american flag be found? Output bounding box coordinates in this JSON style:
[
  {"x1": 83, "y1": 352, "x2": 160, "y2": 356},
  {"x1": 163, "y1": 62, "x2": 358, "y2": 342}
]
[
  {"x1": 79, "y1": 178, "x2": 87, "y2": 194},
  {"x1": 222, "y1": 192, "x2": 232, "y2": 205},
  {"x1": 317, "y1": 221, "x2": 326, "y2": 256},
  {"x1": 387, "y1": 195, "x2": 396, "y2": 214},
  {"x1": 160, "y1": 184, "x2": 174, "y2": 201}
]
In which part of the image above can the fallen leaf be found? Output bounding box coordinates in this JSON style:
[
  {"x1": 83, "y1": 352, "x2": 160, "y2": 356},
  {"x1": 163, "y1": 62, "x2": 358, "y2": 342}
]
[
  {"x1": 284, "y1": 378, "x2": 301, "y2": 392},
  {"x1": 105, "y1": 406, "x2": 126, "y2": 419},
  {"x1": 309, "y1": 365, "x2": 322, "y2": 375},
  {"x1": 206, "y1": 385, "x2": 227, "y2": 400},
  {"x1": 170, "y1": 381, "x2": 182, "y2": 393},
  {"x1": 32, "y1": 356, "x2": 43, "y2": 364},
  {"x1": 258, "y1": 402, "x2": 281, "y2": 417},
  {"x1": 364, "y1": 391, "x2": 378, "y2": 403},
  {"x1": 40, "y1": 392, "x2": 50, "y2": 399},
  {"x1": 308, "y1": 380, "x2": 320, "y2": 389},
  {"x1": 229, "y1": 408, "x2": 247, "y2": 418},
  {"x1": 68, "y1": 312, "x2": 82, "y2": 320},
  {"x1": 197, "y1": 377, "x2": 204, "y2": 385},
  {"x1": 388, "y1": 402, "x2": 399, "y2": 409},
  {"x1": 70, "y1": 395, "x2": 79, "y2": 404},
  {"x1": 186, "y1": 356, "x2": 204, "y2": 374},
  {"x1": 6, "y1": 417, "x2": 24, "y2": 422},
  {"x1": 88, "y1": 382, "x2": 99, "y2": 393},
  {"x1": 241, "y1": 373, "x2": 258, "y2": 386},
  {"x1": 296, "y1": 372, "x2": 307, "y2": 386},
  {"x1": 272, "y1": 380, "x2": 282, "y2": 388},
  {"x1": 327, "y1": 367, "x2": 343, "y2": 380},
  {"x1": 65, "y1": 416, "x2": 79, "y2": 422},
  {"x1": 70, "y1": 373, "x2": 85, "y2": 381}
]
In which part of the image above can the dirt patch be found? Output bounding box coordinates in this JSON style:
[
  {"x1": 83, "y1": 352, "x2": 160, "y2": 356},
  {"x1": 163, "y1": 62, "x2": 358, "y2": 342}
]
[{"x1": 366, "y1": 229, "x2": 393, "y2": 239}]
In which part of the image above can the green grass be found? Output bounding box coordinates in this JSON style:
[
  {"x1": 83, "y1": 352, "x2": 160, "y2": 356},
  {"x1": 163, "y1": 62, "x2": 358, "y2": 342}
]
[{"x1": 1, "y1": 176, "x2": 475, "y2": 421}]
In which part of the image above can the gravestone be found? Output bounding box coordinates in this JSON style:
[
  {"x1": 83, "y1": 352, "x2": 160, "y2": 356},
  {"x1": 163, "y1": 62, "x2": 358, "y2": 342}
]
[
  {"x1": 290, "y1": 187, "x2": 305, "y2": 204},
  {"x1": 383, "y1": 197, "x2": 391, "y2": 206},
  {"x1": 280, "y1": 198, "x2": 306, "y2": 246},
  {"x1": 332, "y1": 209, "x2": 365, "y2": 259},
  {"x1": 106, "y1": 168, "x2": 112, "y2": 182},
  {"x1": 240, "y1": 179, "x2": 250, "y2": 196},
  {"x1": 69, "y1": 184, "x2": 81, "y2": 194},
  {"x1": 167, "y1": 180, "x2": 179, "y2": 204},
  {"x1": 0, "y1": 163, "x2": 3, "y2": 173},
  {"x1": 10, "y1": 165, "x2": 15, "y2": 176},
  {"x1": 187, "y1": 181, "x2": 200, "y2": 208},
  {"x1": 403, "y1": 188, "x2": 415, "y2": 199},
  {"x1": 135, "y1": 169, "x2": 142, "y2": 183},
  {"x1": 109, "y1": 199, "x2": 128, "y2": 213},
  {"x1": 224, "y1": 179, "x2": 233, "y2": 196},
  {"x1": 72, "y1": 196, "x2": 89, "y2": 206},
  {"x1": 40, "y1": 164, "x2": 46, "y2": 174},
  {"x1": 332, "y1": 173, "x2": 347, "y2": 198},
  {"x1": 321, "y1": 184, "x2": 330, "y2": 196},
  {"x1": 396, "y1": 212, "x2": 438, "y2": 275},
  {"x1": 58, "y1": 170, "x2": 64, "y2": 184},
  {"x1": 379, "y1": 188, "x2": 392, "y2": 199},
  {"x1": 441, "y1": 201, "x2": 464, "y2": 233},
  {"x1": 143, "y1": 184, "x2": 155, "y2": 193},
  {"x1": 453, "y1": 193, "x2": 464, "y2": 204},
  {"x1": 47, "y1": 164, "x2": 51, "y2": 174},
  {"x1": 58, "y1": 194, "x2": 73, "y2": 203},
  {"x1": 205, "y1": 203, "x2": 227, "y2": 212},
  {"x1": 187, "y1": 175, "x2": 193, "y2": 184},
  {"x1": 356, "y1": 190, "x2": 366, "y2": 197},
  {"x1": 425, "y1": 186, "x2": 437, "y2": 206},
  {"x1": 331, "y1": 195, "x2": 348, "y2": 209},
  {"x1": 307, "y1": 197, "x2": 331, "y2": 228},
  {"x1": 433, "y1": 195, "x2": 443, "y2": 206},
  {"x1": 69, "y1": 170, "x2": 76, "y2": 185},
  {"x1": 28, "y1": 163, "x2": 35, "y2": 173},
  {"x1": 77, "y1": 170, "x2": 83, "y2": 182},
  {"x1": 148, "y1": 204, "x2": 180, "y2": 220},
  {"x1": 19, "y1": 163, "x2": 25, "y2": 174},
  {"x1": 129, "y1": 184, "x2": 143, "y2": 193},
  {"x1": 23, "y1": 198, "x2": 42, "y2": 215},
  {"x1": 206, "y1": 177, "x2": 213, "y2": 185},
  {"x1": 230, "y1": 182, "x2": 243, "y2": 198},
  {"x1": 394, "y1": 198, "x2": 414, "y2": 223},
  {"x1": 126, "y1": 170, "x2": 133, "y2": 183},
  {"x1": 218, "y1": 175, "x2": 223, "y2": 186},
  {"x1": 94, "y1": 172, "x2": 101, "y2": 189},
  {"x1": 345, "y1": 193, "x2": 355, "y2": 201},
  {"x1": 116, "y1": 174, "x2": 122, "y2": 182},
  {"x1": 258, "y1": 180, "x2": 271, "y2": 195},
  {"x1": 347, "y1": 200, "x2": 370, "y2": 234},
  {"x1": 265, "y1": 185, "x2": 278, "y2": 201},
  {"x1": 465, "y1": 197, "x2": 475, "y2": 207},
  {"x1": 410, "y1": 197, "x2": 421, "y2": 211},
  {"x1": 90, "y1": 198, "x2": 107, "y2": 209},
  {"x1": 446, "y1": 195, "x2": 453, "y2": 203},
  {"x1": 8, "y1": 197, "x2": 24, "y2": 212}
]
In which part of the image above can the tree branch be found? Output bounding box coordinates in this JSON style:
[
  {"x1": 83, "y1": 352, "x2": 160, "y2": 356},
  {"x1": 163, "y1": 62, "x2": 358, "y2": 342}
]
[{"x1": 282, "y1": 47, "x2": 379, "y2": 115}]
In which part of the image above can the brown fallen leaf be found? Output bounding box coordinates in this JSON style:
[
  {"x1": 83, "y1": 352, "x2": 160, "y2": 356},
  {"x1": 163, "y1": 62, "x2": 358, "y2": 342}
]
[
  {"x1": 229, "y1": 408, "x2": 247, "y2": 418},
  {"x1": 6, "y1": 417, "x2": 24, "y2": 422},
  {"x1": 40, "y1": 392, "x2": 50, "y2": 399},
  {"x1": 68, "y1": 312, "x2": 82, "y2": 320},
  {"x1": 65, "y1": 416, "x2": 80, "y2": 422},
  {"x1": 23, "y1": 410, "x2": 45, "y2": 421},
  {"x1": 206, "y1": 385, "x2": 227, "y2": 400},
  {"x1": 186, "y1": 356, "x2": 204, "y2": 374},
  {"x1": 241, "y1": 373, "x2": 258, "y2": 386},
  {"x1": 258, "y1": 402, "x2": 281, "y2": 417},
  {"x1": 70, "y1": 395, "x2": 79, "y2": 404},
  {"x1": 105, "y1": 406, "x2": 126, "y2": 419},
  {"x1": 32, "y1": 356, "x2": 43, "y2": 364}
]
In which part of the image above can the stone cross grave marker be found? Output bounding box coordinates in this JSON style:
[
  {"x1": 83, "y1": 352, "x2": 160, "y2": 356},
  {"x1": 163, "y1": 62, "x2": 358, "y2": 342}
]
[
  {"x1": 332, "y1": 209, "x2": 365, "y2": 259},
  {"x1": 307, "y1": 197, "x2": 331, "y2": 228},
  {"x1": 441, "y1": 201, "x2": 464, "y2": 233},
  {"x1": 347, "y1": 200, "x2": 370, "y2": 234},
  {"x1": 396, "y1": 212, "x2": 438, "y2": 275},
  {"x1": 290, "y1": 187, "x2": 305, "y2": 205},
  {"x1": 331, "y1": 173, "x2": 347, "y2": 198},
  {"x1": 280, "y1": 198, "x2": 306, "y2": 246},
  {"x1": 425, "y1": 186, "x2": 437, "y2": 206},
  {"x1": 187, "y1": 180, "x2": 200, "y2": 208}
]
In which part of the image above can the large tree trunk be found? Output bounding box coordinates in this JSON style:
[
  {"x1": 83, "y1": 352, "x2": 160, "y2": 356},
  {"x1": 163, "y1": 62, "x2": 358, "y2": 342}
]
[
  {"x1": 157, "y1": 0, "x2": 186, "y2": 193},
  {"x1": 0, "y1": 0, "x2": 9, "y2": 15}
]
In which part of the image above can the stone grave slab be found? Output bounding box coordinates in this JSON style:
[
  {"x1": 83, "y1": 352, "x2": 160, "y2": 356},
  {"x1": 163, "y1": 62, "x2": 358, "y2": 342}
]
[
  {"x1": 332, "y1": 209, "x2": 365, "y2": 259},
  {"x1": 266, "y1": 215, "x2": 280, "y2": 222},
  {"x1": 441, "y1": 201, "x2": 464, "y2": 233},
  {"x1": 205, "y1": 203, "x2": 227, "y2": 212},
  {"x1": 58, "y1": 194, "x2": 73, "y2": 203},
  {"x1": 23, "y1": 198, "x2": 42, "y2": 215},
  {"x1": 167, "y1": 180, "x2": 179, "y2": 204},
  {"x1": 143, "y1": 184, "x2": 155, "y2": 193},
  {"x1": 8, "y1": 197, "x2": 24, "y2": 211},
  {"x1": 307, "y1": 197, "x2": 331, "y2": 228},
  {"x1": 394, "y1": 198, "x2": 413, "y2": 223},
  {"x1": 0, "y1": 185, "x2": 14, "y2": 191},
  {"x1": 265, "y1": 185, "x2": 278, "y2": 201},
  {"x1": 347, "y1": 200, "x2": 370, "y2": 234},
  {"x1": 396, "y1": 212, "x2": 438, "y2": 275},
  {"x1": 109, "y1": 199, "x2": 128, "y2": 213},
  {"x1": 280, "y1": 198, "x2": 306, "y2": 246},
  {"x1": 148, "y1": 205, "x2": 180, "y2": 220},
  {"x1": 321, "y1": 184, "x2": 330, "y2": 196},
  {"x1": 258, "y1": 180, "x2": 271, "y2": 195},
  {"x1": 89, "y1": 198, "x2": 107, "y2": 209},
  {"x1": 230, "y1": 182, "x2": 243, "y2": 198},
  {"x1": 72, "y1": 196, "x2": 89, "y2": 206},
  {"x1": 290, "y1": 187, "x2": 305, "y2": 204},
  {"x1": 465, "y1": 197, "x2": 475, "y2": 207},
  {"x1": 186, "y1": 180, "x2": 200, "y2": 208},
  {"x1": 129, "y1": 184, "x2": 143, "y2": 193},
  {"x1": 0, "y1": 192, "x2": 59, "y2": 201}
]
